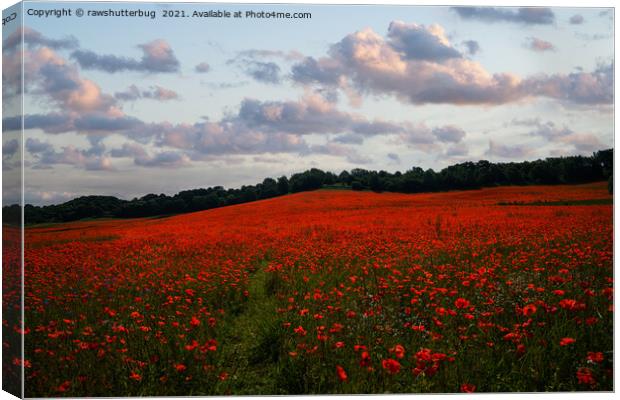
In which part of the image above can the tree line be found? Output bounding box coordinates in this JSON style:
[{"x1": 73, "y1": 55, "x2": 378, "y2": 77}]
[{"x1": 3, "y1": 149, "x2": 612, "y2": 224}]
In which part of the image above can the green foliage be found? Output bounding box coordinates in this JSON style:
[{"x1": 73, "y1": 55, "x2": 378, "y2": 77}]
[
  {"x1": 10, "y1": 149, "x2": 614, "y2": 224},
  {"x1": 277, "y1": 176, "x2": 289, "y2": 195},
  {"x1": 351, "y1": 181, "x2": 365, "y2": 191}
]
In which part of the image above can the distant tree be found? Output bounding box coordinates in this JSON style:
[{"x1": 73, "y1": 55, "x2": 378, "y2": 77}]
[
  {"x1": 15, "y1": 148, "x2": 614, "y2": 224},
  {"x1": 401, "y1": 170, "x2": 423, "y2": 193},
  {"x1": 240, "y1": 186, "x2": 257, "y2": 202},
  {"x1": 423, "y1": 169, "x2": 437, "y2": 191},
  {"x1": 369, "y1": 173, "x2": 385, "y2": 192},
  {"x1": 290, "y1": 169, "x2": 325, "y2": 192},
  {"x1": 350, "y1": 168, "x2": 369, "y2": 182},
  {"x1": 529, "y1": 161, "x2": 559, "y2": 184},
  {"x1": 161, "y1": 198, "x2": 186, "y2": 214},
  {"x1": 324, "y1": 171, "x2": 337, "y2": 185},
  {"x1": 260, "y1": 178, "x2": 279, "y2": 199},
  {"x1": 338, "y1": 170, "x2": 352, "y2": 185},
  {"x1": 277, "y1": 176, "x2": 289, "y2": 194},
  {"x1": 191, "y1": 194, "x2": 220, "y2": 210},
  {"x1": 504, "y1": 164, "x2": 525, "y2": 185},
  {"x1": 595, "y1": 149, "x2": 613, "y2": 178},
  {"x1": 5, "y1": 204, "x2": 21, "y2": 225},
  {"x1": 351, "y1": 181, "x2": 365, "y2": 191}
]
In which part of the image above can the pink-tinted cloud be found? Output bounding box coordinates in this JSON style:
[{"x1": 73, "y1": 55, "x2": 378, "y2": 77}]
[
  {"x1": 29, "y1": 141, "x2": 114, "y2": 171},
  {"x1": 195, "y1": 62, "x2": 211, "y2": 73},
  {"x1": 451, "y1": 7, "x2": 555, "y2": 25},
  {"x1": 291, "y1": 22, "x2": 611, "y2": 106},
  {"x1": 115, "y1": 85, "x2": 179, "y2": 101},
  {"x1": 569, "y1": 14, "x2": 584, "y2": 25},
  {"x1": 525, "y1": 37, "x2": 556, "y2": 52},
  {"x1": 71, "y1": 39, "x2": 180, "y2": 73},
  {"x1": 3, "y1": 26, "x2": 78, "y2": 51},
  {"x1": 24, "y1": 46, "x2": 118, "y2": 114},
  {"x1": 519, "y1": 118, "x2": 608, "y2": 154},
  {"x1": 486, "y1": 140, "x2": 533, "y2": 159}
]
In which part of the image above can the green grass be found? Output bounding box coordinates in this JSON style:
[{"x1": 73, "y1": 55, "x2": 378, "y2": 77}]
[{"x1": 213, "y1": 259, "x2": 287, "y2": 395}]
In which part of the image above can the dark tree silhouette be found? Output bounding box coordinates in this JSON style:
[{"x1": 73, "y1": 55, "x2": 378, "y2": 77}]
[{"x1": 9, "y1": 149, "x2": 612, "y2": 224}]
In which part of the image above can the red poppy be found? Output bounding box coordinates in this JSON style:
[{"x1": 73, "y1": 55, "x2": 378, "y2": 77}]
[
  {"x1": 390, "y1": 344, "x2": 405, "y2": 359},
  {"x1": 460, "y1": 383, "x2": 476, "y2": 393},
  {"x1": 522, "y1": 304, "x2": 537, "y2": 316},
  {"x1": 190, "y1": 316, "x2": 201, "y2": 327},
  {"x1": 21, "y1": 180, "x2": 612, "y2": 394},
  {"x1": 415, "y1": 348, "x2": 432, "y2": 362},
  {"x1": 560, "y1": 337, "x2": 576, "y2": 346},
  {"x1": 336, "y1": 365, "x2": 348, "y2": 382},
  {"x1": 382, "y1": 358, "x2": 401, "y2": 375},
  {"x1": 57, "y1": 381, "x2": 71, "y2": 392},
  {"x1": 454, "y1": 298, "x2": 470, "y2": 309},
  {"x1": 586, "y1": 352, "x2": 604, "y2": 363},
  {"x1": 576, "y1": 367, "x2": 596, "y2": 386},
  {"x1": 559, "y1": 299, "x2": 578, "y2": 310},
  {"x1": 360, "y1": 351, "x2": 371, "y2": 367}
]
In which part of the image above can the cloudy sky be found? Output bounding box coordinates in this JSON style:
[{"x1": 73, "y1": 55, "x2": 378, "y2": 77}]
[{"x1": 2, "y1": 3, "x2": 614, "y2": 205}]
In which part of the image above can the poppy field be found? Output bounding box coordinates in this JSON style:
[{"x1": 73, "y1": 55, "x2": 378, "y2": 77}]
[{"x1": 18, "y1": 183, "x2": 613, "y2": 396}]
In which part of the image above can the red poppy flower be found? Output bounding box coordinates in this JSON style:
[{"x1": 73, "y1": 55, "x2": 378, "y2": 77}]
[
  {"x1": 360, "y1": 351, "x2": 371, "y2": 367},
  {"x1": 390, "y1": 344, "x2": 405, "y2": 359},
  {"x1": 382, "y1": 358, "x2": 401, "y2": 375},
  {"x1": 576, "y1": 367, "x2": 596, "y2": 386},
  {"x1": 57, "y1": 381, "x2": 71, "y2": 392},
  {"x1": 559, "y1": 299, "x2": 577, "y2": 310},
  {"x1": 415, "y1": 348, "x2": 432, "y2": 362},
  {"x1": 560, "y1": 337, "x2": 576, "y2": 346},
  {"x1": 587, "y1": 352, "x2": 604, "y2": 363},
  {"x1": 455, "y1": 298, "x2": 470, "y2": 309},
  {"x1": 522, "y1": 304, "x2": 537, "y2": 316},
  {"x1": 460, "y1": 383, "x2": 476, "y2": 393},
  {"x1": 336, "y1": 365, "x2": 348, "y2": 382}
]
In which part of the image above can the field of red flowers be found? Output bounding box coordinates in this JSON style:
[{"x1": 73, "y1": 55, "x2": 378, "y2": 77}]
[{"x1": 16, "y1": 183, "x2": 613, "y2": 395}]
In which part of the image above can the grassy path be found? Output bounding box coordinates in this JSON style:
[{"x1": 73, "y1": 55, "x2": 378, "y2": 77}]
[{"x1": 213, "y1": 260, "x2": 285, "y2": 395}]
